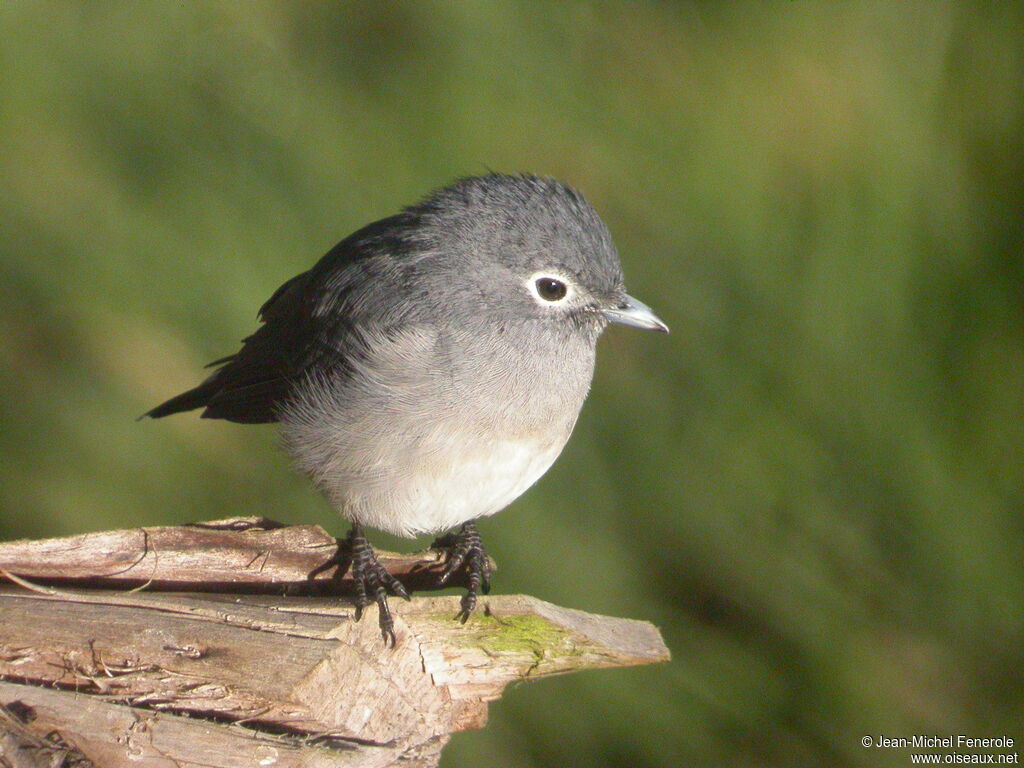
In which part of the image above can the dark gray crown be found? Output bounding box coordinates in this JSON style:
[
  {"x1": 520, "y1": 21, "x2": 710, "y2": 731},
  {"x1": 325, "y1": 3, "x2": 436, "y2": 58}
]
[{"x1": 408, "y1": 173, "x2": 625, "y2": 298}]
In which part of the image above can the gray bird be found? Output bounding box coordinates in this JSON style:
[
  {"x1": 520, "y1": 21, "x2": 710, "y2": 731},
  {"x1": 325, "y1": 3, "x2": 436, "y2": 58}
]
[{"x1": 146, "y1": 173, "x2": 667, "y2": 644}]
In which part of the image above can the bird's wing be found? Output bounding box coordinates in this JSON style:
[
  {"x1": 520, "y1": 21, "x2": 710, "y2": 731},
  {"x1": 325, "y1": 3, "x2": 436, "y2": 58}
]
[
  {"x1": 196, "y1": 271, "x2": 318, "y2": 422},
  {"x1": 150, "y1": 213, "x2": 424, "y2": 424}
]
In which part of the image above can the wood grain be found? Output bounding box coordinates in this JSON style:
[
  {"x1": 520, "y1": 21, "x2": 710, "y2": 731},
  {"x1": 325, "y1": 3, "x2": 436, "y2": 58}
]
[{"x1": 0, "y1": 520, "x2": 669, "y2": 767}]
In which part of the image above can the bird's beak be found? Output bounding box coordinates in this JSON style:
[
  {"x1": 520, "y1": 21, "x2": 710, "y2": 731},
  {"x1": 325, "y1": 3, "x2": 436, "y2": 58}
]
[{"x1": 602, "y1": 294, "x2": 669, "y2": 333}]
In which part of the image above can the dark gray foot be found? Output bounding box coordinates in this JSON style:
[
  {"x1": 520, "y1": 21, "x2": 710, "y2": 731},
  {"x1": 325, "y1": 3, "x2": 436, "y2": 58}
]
[
  {"x1": 434, "y1": 521, "x2": 491, "y2": 622},
  {"x1": 346, "y1": 523, "x2": 410, "y2": 646}
]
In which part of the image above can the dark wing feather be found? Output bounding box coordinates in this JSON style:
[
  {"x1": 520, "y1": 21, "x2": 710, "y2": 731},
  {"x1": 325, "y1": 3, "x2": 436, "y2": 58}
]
[
  {"x1": 144, "y1": 270, "x2": 315, "y2": 423},
  {"x1": 145, "y1": 212, "x2": 421, "y2": 424}
]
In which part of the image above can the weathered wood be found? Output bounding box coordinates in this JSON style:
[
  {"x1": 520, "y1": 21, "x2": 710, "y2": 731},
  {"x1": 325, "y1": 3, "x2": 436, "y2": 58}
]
[
  {"x1": 0, "y1": 683, "x2": 421, "y2": 768},
  {"x1": 0, "y1": 516, "x2": 478, "y2": 594},
  {"x1": 0, "y1": 521, "x2": 670, "y2": 767}
]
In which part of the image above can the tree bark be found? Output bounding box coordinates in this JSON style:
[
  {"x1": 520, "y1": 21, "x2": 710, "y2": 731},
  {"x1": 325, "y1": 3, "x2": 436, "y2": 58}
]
[{"x1": 0, "y1": 519, "x2": 669, "y2": 768}]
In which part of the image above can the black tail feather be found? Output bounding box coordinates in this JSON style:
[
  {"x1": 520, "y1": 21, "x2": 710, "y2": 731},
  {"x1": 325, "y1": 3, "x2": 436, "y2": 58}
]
[
  {"x1": 142, "y1": 374, "x2": 285, "y2": 424},
  {"x1": 142, "y1": 383, "x2": 218, "y2": 420}
]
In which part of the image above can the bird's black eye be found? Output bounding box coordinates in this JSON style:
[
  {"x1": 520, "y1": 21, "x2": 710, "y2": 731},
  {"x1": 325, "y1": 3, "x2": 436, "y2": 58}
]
[{"x1": 535, "y1": 277, "x2": 568, "y2": 302}]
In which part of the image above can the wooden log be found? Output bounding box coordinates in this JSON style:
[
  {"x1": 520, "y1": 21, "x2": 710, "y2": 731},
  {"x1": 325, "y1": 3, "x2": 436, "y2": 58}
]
[
  {"x1": 0, "y1": 521, "x2": 670, "y2": 767},
  {"x1": 0, "y1": 684, "x2": 420, "y2": 768},
  {"x1": 0, "y1": 516, "x2": 478, "y2": 595}
]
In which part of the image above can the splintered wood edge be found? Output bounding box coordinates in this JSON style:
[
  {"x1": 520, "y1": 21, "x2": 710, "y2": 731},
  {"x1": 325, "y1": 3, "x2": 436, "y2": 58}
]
[
  {"x1": 0, "y1": 589, "x2": 669, "y2": 758},
  {"x1": 0, "y1": 516, "x2": 491, "y2": 594},
  {"x1": 0, "y1": 588, "x2": 670, "y2": 672},
  {"x1": 0, "y1": 681, "x2": 437, "y2": 768},
  {"x1": 399, "y1": 594, "x2": 670, "y2": 670},
  {"x1": 0, "y1": 587, "x2": 669, "y2": 680},
  {"x1": 0, "y1": 521, "x2": 670, "y2": 761}
]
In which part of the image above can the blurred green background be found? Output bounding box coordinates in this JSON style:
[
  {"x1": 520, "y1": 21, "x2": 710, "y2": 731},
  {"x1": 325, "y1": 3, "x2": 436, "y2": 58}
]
[{"x1": 1, "y1": 2, "x2": 1022, "y2": 766}]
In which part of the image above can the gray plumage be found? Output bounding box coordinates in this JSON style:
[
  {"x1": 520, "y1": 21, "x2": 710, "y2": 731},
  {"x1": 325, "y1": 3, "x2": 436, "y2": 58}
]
[{"x1": 147, "y1": 173, "x2": 666, "y2": 540}]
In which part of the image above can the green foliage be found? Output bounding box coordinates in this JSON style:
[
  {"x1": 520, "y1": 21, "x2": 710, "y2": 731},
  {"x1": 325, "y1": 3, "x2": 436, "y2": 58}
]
[{"x1": 1, "y1": 3, "x2": 1021, "y2": 767}]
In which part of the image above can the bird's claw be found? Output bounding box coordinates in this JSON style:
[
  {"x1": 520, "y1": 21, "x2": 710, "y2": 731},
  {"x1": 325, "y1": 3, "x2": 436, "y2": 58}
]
[
  {"x1": 433, "y1": 521, "x2": 490, "y2": 622},
  {"x1": 347, "y1": 525, "x2": 410, "y2": 647}
]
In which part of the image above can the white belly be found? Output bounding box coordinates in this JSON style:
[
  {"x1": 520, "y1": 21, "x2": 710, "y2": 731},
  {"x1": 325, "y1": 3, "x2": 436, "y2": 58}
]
[
  {"x1": 277, "y1": 324, "x2": 590, "y2": 538},
  {"x1": 340, "y1": 435, "x2": 566, "y2": 538}
]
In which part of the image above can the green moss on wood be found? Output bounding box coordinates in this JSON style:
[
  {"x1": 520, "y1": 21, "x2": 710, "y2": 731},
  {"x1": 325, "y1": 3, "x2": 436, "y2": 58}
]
[{"x1": 429, "y1": 611, "x2": 588, "y2": 663}]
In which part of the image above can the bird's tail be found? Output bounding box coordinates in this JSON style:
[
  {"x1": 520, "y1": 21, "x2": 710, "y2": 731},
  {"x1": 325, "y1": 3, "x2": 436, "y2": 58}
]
[{"x1": 141, "y1": 381, "x2": 219, "y2": 420}]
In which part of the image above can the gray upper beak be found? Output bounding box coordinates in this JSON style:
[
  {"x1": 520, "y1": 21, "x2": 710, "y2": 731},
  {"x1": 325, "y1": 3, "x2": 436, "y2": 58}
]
[{"x1": 602, "y1": 294, "x2": 669, "y2": 333}]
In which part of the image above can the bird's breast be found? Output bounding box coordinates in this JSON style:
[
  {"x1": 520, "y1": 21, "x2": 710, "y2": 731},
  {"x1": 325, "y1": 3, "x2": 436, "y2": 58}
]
[{"x1": 278, "y1": 323, "x2": 595, "y2": 537}]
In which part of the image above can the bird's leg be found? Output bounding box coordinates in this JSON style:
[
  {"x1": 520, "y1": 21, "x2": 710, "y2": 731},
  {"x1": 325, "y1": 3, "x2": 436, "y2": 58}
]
[
  {"x1": 344, "y1": 523, "x2": 410, "y2": 646},
  {"x1": 434, "y1": 520, "x2": 491, "y2": 622}
]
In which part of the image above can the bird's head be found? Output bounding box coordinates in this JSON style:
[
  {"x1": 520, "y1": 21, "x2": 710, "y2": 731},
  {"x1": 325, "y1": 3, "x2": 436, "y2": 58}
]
[{"x1": 407, "y1": 174, "x2": 668, "y2": 339}]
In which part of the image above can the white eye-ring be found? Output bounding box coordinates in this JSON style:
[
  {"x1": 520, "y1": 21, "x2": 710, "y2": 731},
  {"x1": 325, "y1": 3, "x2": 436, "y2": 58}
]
[{"x1": 525, "y1": 272, "x2": 574, "y2": 305}]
